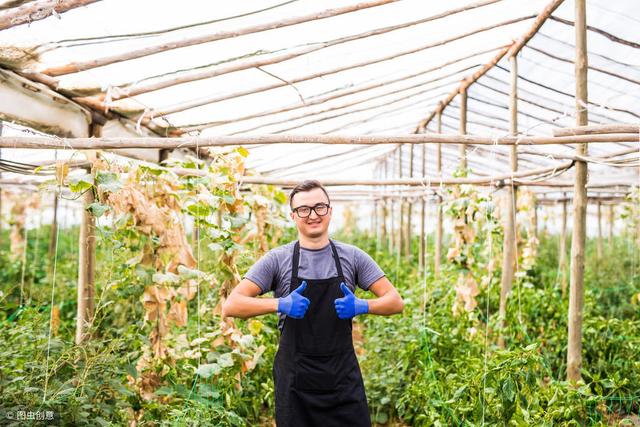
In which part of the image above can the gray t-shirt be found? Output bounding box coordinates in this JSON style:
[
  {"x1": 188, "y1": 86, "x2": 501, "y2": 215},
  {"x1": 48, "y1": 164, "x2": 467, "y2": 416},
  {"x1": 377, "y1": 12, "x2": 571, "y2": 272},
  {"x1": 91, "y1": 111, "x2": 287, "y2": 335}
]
[{"x1": 244, "y1": 240, "x2": 385, "y2": 330}]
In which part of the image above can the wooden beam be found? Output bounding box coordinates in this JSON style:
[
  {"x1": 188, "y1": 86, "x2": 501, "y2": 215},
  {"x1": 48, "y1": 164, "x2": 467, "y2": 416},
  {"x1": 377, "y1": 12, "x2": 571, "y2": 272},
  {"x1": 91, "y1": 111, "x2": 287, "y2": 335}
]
[
  {"x1": 0, "y1": 0, "x2": 100, "y2": 31},
  {"x1": 41, "y1": 0, "x2": 398, "y2": 76},
  {"x1": 554, "y1": 124, "x2": 639, "y2": 137},
  {"x1": 567, "y1": 0, "x2": 588, "y2": 384},
  {"x1": 2, "y1": 132, "x2": 638, "y2": 150}
]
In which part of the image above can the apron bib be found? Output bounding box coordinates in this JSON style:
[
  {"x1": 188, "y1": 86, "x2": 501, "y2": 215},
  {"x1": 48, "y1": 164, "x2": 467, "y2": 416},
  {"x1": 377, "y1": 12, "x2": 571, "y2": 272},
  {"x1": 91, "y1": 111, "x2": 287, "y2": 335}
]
[{"x1": 273, "y1": 240, "x2": 371, "y2": 427}]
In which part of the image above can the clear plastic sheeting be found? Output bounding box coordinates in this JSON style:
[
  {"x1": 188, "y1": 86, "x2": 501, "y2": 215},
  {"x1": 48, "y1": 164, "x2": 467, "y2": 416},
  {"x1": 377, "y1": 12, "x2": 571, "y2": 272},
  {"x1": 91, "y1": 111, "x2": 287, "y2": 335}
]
[{"x1": 0, "y1": 0, "x2": 637, "y2": 192}]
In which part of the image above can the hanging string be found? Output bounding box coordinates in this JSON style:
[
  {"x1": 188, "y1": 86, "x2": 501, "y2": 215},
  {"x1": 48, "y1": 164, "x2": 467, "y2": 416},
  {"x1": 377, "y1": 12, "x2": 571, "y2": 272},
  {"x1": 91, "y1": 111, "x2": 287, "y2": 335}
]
[
  {"x1": 19, "y1": 216, "x2": 29, "y2": 308},
  {"x1": 43, "y1": 150, "x2": 61, "y2": 403}
]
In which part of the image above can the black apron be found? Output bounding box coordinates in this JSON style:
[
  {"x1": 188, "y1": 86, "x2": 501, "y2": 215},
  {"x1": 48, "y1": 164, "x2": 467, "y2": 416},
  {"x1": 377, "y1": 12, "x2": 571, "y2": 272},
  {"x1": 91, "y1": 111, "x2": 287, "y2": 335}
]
[{"x1": 273, "y1": 240, "x2": 371, "y2": 427}]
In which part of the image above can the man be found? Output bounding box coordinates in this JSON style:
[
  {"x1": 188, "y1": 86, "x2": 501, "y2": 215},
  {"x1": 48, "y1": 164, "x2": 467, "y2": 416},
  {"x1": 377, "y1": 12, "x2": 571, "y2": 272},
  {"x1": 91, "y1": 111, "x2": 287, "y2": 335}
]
[{"x1": 222, "y1": 180, "x2": 404, "y2": 427}]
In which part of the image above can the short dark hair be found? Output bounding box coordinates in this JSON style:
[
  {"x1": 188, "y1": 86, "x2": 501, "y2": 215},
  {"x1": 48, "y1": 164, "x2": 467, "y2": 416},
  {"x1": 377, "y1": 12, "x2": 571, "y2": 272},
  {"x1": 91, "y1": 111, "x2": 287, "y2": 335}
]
[{"x1": 289, "y1": 180, "x2": 330, "y2": 208}]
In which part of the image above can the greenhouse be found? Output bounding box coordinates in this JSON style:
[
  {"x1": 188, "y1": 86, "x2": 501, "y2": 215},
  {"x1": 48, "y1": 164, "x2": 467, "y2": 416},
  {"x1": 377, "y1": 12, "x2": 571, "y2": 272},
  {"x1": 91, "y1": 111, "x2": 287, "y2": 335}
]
[{"x1": 0, "y1": 0, "x2": 638, "y2": 425}]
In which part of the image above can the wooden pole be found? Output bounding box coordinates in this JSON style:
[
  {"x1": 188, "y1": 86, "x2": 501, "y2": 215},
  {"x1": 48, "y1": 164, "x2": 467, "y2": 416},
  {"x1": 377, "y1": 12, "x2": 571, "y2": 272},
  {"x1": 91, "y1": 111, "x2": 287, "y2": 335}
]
[
  {"x1": 389, "y1": 152, "x2": 395, "y2": 253},
  {"x1": 0, "y1": 0, "x2": 100, "y2": 31},
  {"x1": 434, "y1": 108, "x2": 443, "y2": 277},
  {"x1": 382, "y1": 160, "x2": 388, "y2": 247},
  {"x1": 419, "y1": 142, "x2": 426, "y2": 273},
  {"x1": 498, "y1": 55, "x2": 519, "y2": 348},
  {"x1": 607, "y1": 204, "x2": 614, "y2": 252},
  {"x1": 560, "y1": 194, "x2": 568, "y2": 296},
  {"x1": 459, "y1": 87, "x2": 468, "y2": 172},
  {"x1": 397, "y1": 146, "x2": 404, "y2": 255},
  {"x1": 596, "y1": 201, "x2": 603, "y2": 259},
  {"x1": 75, "y1": 180, "x2": 96, "y2": 345},
  {"x1": 2, "y1": 133, "x2": 636, "y2": 150},
  {"x1": 405, "y1": 144, "x2": 414, "y2": 258},
  {"x1": 567, "y1": 0, "x2": 588, "y2": 384}
]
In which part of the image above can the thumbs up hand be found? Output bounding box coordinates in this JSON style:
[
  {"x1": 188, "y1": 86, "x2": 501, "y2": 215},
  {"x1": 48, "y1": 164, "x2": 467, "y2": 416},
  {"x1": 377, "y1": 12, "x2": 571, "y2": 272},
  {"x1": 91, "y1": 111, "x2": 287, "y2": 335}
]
[
  {"x1": 278, "y1": 281, "x2": 310, "y2": 318},
  {"x1": 334, "y1": 282, "x2": 369, "y2": 319}
]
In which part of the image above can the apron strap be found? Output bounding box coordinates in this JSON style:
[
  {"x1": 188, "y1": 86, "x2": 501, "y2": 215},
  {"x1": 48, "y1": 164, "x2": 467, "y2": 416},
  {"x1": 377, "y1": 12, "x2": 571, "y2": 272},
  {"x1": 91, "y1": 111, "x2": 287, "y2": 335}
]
[{"x1": 329, "y1": 240, "x2": 345, "y2": 280}]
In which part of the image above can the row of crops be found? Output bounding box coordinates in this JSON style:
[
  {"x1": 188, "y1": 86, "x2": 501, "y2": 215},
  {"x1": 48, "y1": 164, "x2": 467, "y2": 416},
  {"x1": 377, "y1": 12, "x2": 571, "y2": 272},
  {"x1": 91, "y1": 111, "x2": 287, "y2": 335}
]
[{"x1": 0, "y1": 152, "x2": 638, "y2": 426}]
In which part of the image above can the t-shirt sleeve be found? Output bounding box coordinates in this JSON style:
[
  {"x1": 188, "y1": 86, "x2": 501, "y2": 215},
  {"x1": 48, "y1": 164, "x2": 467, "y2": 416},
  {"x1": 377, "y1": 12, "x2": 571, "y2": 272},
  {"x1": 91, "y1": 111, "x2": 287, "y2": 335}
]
[
  {"x1": 353, "y1": 247, "x2": 385, "y2": 291},
  {"x1": 244, "y1": 250, "x2": 279, "y2": 295}
]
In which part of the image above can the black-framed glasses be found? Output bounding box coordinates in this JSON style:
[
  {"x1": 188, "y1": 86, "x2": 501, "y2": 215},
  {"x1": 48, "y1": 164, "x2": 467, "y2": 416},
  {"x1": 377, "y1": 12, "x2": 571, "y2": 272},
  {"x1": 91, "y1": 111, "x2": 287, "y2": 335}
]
[{"x1": 292, "y1": 203, "x2": 330, "y2": 218}]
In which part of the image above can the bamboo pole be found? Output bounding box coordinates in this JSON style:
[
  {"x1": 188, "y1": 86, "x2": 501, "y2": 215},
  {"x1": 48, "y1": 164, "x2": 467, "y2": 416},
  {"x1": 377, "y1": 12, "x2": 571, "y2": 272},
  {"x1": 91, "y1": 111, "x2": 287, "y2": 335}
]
[
  {"x1": 419, "y1": 142, "x2": 426, "y2": 273},
  {"x1": 434, "y1": 109, "x2": 444, "y2": 273},
  {"x1": 607, "y1": 204, "x2": 614, "y2": 251},
  {"x1": 389, "y1": 151, "x2": 396, "y2": 253},
  {"x1": 567, "y1": 0, "x2": 588, "y2": 384},
  {"x1": 405, "y1": 144, "x2": 414, "y2": 258},
  {"x1": 596, "y1": 201, "x2": 603, "y2": 259},
  {"x1": 498, "y1": 55, "x2": 519, "y2": 348},
  {"x1": 42, "y1": 0, "x2": 397, "y2": 76},
  {"x1": 0, "y1": 0, "x2": 100, "y2": 31},
  {"x1": 382, "y1": 160, "x2": 388, "y2": 247},
  {"x1": 397, "y1": 146, "x2": 403, "y2": 256},
  {"x1": 554, "y1": 124, "x2": 639, "y2": 137},
  {"x1": 75, "y1": 178, "x2": 96, "y2": 344},
  {"x1": 4, "y1": 132, "x2": 636, "y2": 150},
  {"x1": 560, "y1": 195, "x2": 568, "y2": 296}
]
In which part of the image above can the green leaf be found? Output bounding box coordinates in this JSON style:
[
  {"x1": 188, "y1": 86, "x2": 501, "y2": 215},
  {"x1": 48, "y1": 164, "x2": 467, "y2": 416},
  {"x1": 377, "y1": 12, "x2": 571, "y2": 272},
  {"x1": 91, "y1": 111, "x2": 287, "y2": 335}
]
[
  {"x1": 87, "y1": 202, "x2": 110, "y2": 217},
  {"x1": 187, "y1": 201, "x2": 212, "y2": 217},
  {"x1": 196, "y1": 363, "x2": 221, "y2": 379},
  {"x1": 95, "y1": 171, "x2": 122, "y2": 193},
  {"x1": 274, "y1": 190, "x2": 287, "y2": 205},
  {"x1": 236, "y1": 146, "x2": 249, "y2": 157},
  {"x1": 125, "y1": 363, "x2": 138, "y2": 379},
  {"x1": 69, "y1": 173, "x2": 94, "y2": 193},
  {"x1": 502, "y1": 377, "x2": 516, "y2": 403},
  {"x1": 222, "y1": 194, "x2": 235, "y2": 204}
]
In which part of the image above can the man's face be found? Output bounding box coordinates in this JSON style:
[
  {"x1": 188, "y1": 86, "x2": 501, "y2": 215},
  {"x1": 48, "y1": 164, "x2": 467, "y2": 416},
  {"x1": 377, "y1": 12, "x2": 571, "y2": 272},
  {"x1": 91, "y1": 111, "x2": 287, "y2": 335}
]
[{"x1": 290, "y1": 188, "x2": 332, "y2": 239}]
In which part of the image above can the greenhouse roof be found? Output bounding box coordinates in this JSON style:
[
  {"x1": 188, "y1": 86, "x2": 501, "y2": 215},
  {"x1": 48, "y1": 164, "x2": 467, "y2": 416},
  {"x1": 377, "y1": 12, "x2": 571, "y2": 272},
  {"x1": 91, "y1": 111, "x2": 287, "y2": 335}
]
[{"x1": 0, "y1": 0, "x2": 638, "y2": 200}]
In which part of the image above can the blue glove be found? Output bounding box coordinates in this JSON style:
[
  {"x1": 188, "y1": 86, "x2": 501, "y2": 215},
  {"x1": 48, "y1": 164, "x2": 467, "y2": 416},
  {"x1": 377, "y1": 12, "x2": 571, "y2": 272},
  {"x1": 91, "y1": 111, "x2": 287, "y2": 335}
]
[
  {"x1": 334, "y1": 282, "x2": 368, "y2": 319},
  {"x1": 278, "y1": 281, "x2": 310, "y2": 318}
]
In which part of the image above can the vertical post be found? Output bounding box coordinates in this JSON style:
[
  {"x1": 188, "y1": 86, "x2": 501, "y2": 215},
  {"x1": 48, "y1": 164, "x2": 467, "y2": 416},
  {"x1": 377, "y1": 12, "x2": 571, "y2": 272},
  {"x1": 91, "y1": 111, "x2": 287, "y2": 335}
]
[
  {"x1": 382, "y1": 160, "x2": 388, "y2": 247},
  {"x1": 560, "y1": 195, "x2": 568, "y2": 296},
  {"x1": 567, "y1": 0, "x2": 589, "y2": 384},
  {"x1": 596, "y1": 201, "x2": 603, "y2": 259},
  {"x1": 397, "y1": 146, "x2": 403, "y2": 255},
  {"x1": 0, "y1": 121, "x2": 3, "y2": 250},
  {"x1": 405, "y1": 144, "x2": 414, "y2": 258},
  {"x1": 434, "y1": 107, "x2": 443, "y2": 277},
  {"x1": 419, "y1": 143, "x2": 427, "y2": 273},
  {"x1": 498, "y1": 54, "x2": 519, "y2": 348},
  {"x1": 459, "y1": 87, "x2": 468, "y2": 172},
  {"x1": 607, "y1": 204, "x2": 614, "y2": 252},
  {"x1": 389, "y1": 151, "x2": 396, "y2": 253},
  {"x1": 76, "y1": 173, "x2": 96, "y2": 345}
]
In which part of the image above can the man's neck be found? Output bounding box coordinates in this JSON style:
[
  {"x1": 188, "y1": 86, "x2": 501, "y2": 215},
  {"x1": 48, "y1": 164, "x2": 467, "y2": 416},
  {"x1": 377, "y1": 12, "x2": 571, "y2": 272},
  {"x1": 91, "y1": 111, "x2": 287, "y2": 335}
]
[{"x1": 298, "y1": 234, "x2": 330, "y2": 250}]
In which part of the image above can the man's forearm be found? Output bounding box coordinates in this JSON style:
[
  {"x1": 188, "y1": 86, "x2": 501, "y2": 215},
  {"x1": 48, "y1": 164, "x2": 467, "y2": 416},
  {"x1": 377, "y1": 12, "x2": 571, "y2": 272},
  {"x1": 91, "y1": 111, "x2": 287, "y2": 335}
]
[
  {"x1": 366, "y1": 290, "x2": 404, "y2": 315},
  {"x1": 223, "y1": 295, "x2": 279, "y2": 319}
]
